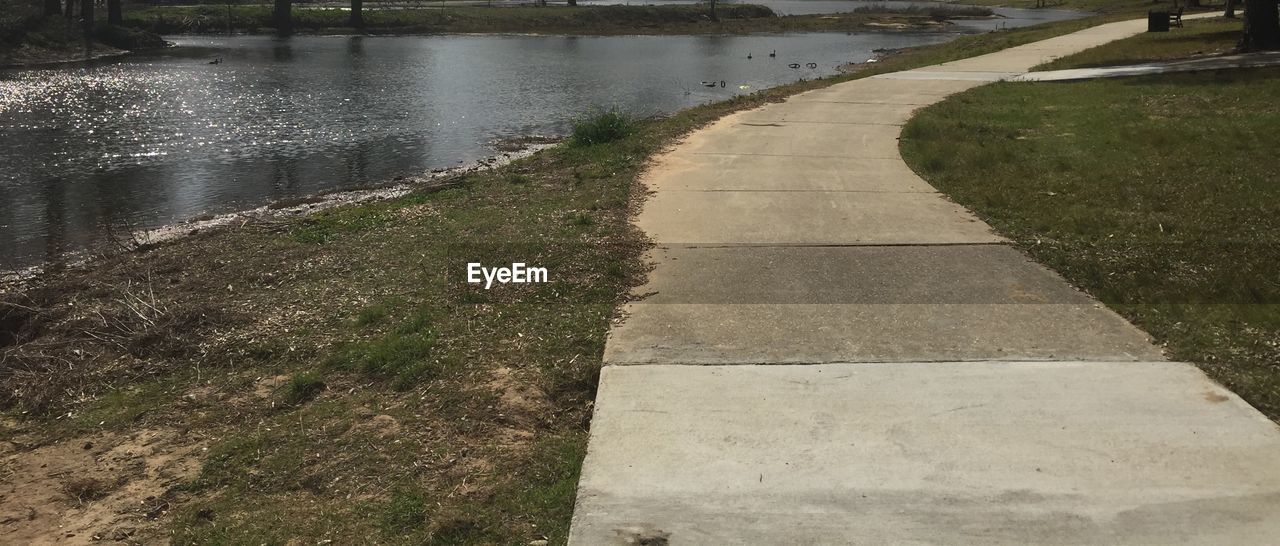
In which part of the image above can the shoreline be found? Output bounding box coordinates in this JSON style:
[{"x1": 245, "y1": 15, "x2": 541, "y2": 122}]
[
  {"x1": 0, "y1": 139, "x2": 557, "y2": 287},
  {"x1": 0, "y1": 44, "x2": 132, "y2": 69}
]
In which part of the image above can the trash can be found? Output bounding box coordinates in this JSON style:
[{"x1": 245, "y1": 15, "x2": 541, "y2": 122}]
[{"x1": 1149, "y1": 11, "x2": 1170, "y2": 32}]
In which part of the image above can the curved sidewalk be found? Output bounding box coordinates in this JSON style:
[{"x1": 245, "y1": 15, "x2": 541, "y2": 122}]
[
  {"x1": 1013, "y1": 50, "x2": 1280, "y2": 81},
  {"x1": 570, "y1": 14, "x2": 1280, "y2": 545}
]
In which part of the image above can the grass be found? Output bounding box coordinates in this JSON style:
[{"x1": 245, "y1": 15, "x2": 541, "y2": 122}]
[
  {"x1": 282, "y1": 372, "x2": 326, "y2": 405},
  {"x1": 0, "y1": 7, "x2": 1187, "y2": 543},
  {"x1": 325, "y1": 308, "x2": 446, "y2": 389},
  {"x1": 901, "y1": 67, "x2": 1280, "y2": 420},
  {"x1": 379, "y1": 489, "x2": 429, "y2": 535},
  {"x1": 1037, "y1": 16, "x2": 1244, "y2": 70},
  {"x1": 121, "y1": 4, "x2": 978, "y2": 36},
  {"x1": 570, "y1": 110, "x2": 638, "y2": 148}
]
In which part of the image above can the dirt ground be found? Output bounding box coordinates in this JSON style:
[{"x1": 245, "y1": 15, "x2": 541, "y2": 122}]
[{"x1": 1, "y1": 427, "x2": 204, "y2": 544}]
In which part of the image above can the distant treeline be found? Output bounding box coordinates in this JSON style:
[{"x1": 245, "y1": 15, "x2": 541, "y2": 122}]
[{"x1": 124, "y1": 4, "x2": 780, "y2": 35}]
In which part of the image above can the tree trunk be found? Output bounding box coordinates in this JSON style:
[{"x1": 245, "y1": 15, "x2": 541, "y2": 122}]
[
  {"x1": 274, "y1": 0, "x2": 293, "y2": 36},
  {"x1": 64, "y1": 0, "x2": 75, "y2": 18},
  {"x1": 709, "y1": 0, "x2": 718, "y2": 21},
  {"x1": 349, "y1": 0, "x2": 364, "y2": 27},
  {"x1": 1242, "y1": 0, "x2": 1280, "y2": 50},
  {"x1": 1224, "y1": 0, "x2": 1236, "y2": 18},
  {"x1": 567, "y1": 0, "x2": 577, "y2": 5},
  {"x1": 80, "y1": 0, "x2": 94, "y2": 35},
  {"x1": 107, "y1": 0, "x2": 121, "y2": 25},
  {"x1": 45, "y1": 0, "x2": 63, "y2": 17}
]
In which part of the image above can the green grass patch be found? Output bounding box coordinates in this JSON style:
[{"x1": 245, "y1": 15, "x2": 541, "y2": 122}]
[
  {"x1": 326, "y1": 308, "x2": 445, "y2": 389},
  {"x1": 570, "y1": 110, "x2": 638, "y2": 148},
  {"x1": 354, "y1": 301, "x2": 394, "y2": 327},
  {"x1": 291, "y1": 206, "x2": 395, "y2": 244},
  {"x1": 281, "y1": 372, "x2": 326, "y2": 405},
  {"x1": 379, "y1": 489, "x2": 429, "y2": 535},
  {"x1": 1037, "y1": 17, "x2": 1244, "y2": 70},
  {"x1": 901, "y1": 67, "x2": 1280, "y2": 419}
]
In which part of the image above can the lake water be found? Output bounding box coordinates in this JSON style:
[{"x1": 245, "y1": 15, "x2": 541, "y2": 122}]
[{"x1": 0, "y1": 2, "x2": 1082, "y2": 270}]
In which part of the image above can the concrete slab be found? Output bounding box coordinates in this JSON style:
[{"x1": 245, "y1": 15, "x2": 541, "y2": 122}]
[
  {"x1": 636, "y1": 245, "x2": 1095, "y2": 305},
  {"x1": 635, "y1": 190, "x2": 1002, "y2": 245},
  {"x1": 604, "y1": 303, "x2": 1164, "y2": 364},
  {"x1": 647, "y1": 153, "x2": 936, "y2": 193},
  {"x1": 925, "y1": 52, "x2": 1065, "y2": 74},
  {"x1": 873, "y1": 70, "x2": 1019, "y2": 82},
  {"x1": 571, "y1": 362, "x2": 1280, "y2": 545},
  {"x1": 1014, "y1": 51, "x2": 1280, "y2": 82},
  {"x1": 790, "y1": 78, "x2": 983, "y2": 104},
  {"x1": 675, "y1": 120, "x2": 905, "y2": 159},
  {"x1": 735, "y1": 100, "x2": 921, "y2": 126}
]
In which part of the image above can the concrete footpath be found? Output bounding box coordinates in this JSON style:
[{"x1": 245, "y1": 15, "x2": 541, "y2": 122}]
[
  {"x1": 1015, "y1": 50, "x2": 1280, "y2": 81},
  {"x1": 570, "y1": 14, "x2": 1280, "y2": 545}
]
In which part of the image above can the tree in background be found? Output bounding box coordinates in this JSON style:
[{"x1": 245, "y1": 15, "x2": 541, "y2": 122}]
[
  {"x1": 79, "y1": 0, "x2": 92, "y2": 34},
  {"x1": 274, "y1": 0, "x2": 293, "y2": 36},
  {"x1": 1241, "y1": 0, "x2": 1280, "y2": 50},
  {"x1": 708, "y1": 0, "x2": 718, "y2": 21},
  {"x1": 44, "y1": 0, "x2": 61, "y2": 17},
  {"x1": 1224, "y1": 0, "x2": 1236, "y2": 18},
  {"x1": 350, "y1": 0, "x2": 364, "y2": 28},
  {"x1": 107, "y1": 0, "x2": 121, "y2": 25}
]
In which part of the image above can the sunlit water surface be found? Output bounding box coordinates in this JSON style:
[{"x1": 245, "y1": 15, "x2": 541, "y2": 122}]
[{"x1": 0, "y1": 2, "x2": 1082, "y2": 269}]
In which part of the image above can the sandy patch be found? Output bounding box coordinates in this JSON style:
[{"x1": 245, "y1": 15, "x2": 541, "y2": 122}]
[{"x1": 0, "y1": 429, "x2": 204, "y2": 544}]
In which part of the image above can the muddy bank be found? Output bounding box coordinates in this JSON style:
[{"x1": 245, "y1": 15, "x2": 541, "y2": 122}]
[{"x1": 1, "y1": 18, "x2": 167, "y2": 68}]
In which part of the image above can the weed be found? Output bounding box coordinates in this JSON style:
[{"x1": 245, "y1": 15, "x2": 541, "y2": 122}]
[
  {"x1": 354, "y1": 303, "x2": 391, "y2": 327},
  {"x1": 282, "y1": 373, "x2": 326, "y2": 405},
  {"x1": 570, "y1": 110, "x2": 637, "y2": 147},
  {"x1": 62, "y1": 477, "x2": 110, "y2": 505},
  {"x1": 566, "y1": 211, "x2": 596, "y2": 226}
]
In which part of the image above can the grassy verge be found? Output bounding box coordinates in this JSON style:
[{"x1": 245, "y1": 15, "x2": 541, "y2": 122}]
[
  {"x1": 1036, "y1": 16, "x2": 1242, "y2": 70},
  {"x1": 901, "y1": 67, "x2": 1280, "y2": 420},
  {"x1": 122, "y1": 4, "x2": 987, "y2": 36},
  {"x1": 0, "y1": 9, "x2": 1173, "y2": 544}
]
